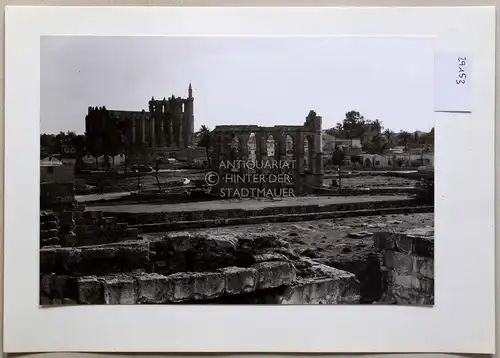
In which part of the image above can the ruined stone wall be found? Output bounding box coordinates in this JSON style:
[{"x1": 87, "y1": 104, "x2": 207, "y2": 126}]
[
  {"x1": 40, "y1": 232, "x2": 360, "y2": 305},
  {"x1": 210, "y1": 110, "x2": 324, "y2": 196},
  {"x1": 373, "y1": 229, "x2": 434, "y2": 305},
  {"x1": 40, "y1": 210, "x2": 139, "y2": 248},
  {"x1": 104, "y1": 198, "x2": 419, "y2": 226}
]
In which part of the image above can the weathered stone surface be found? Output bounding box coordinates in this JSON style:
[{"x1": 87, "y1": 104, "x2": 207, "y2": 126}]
[
  {"x1": 167, "y1": 272, "x2": 194, "y2": 302},
  {"x1": 383, "y1": 251, "x2": 434, "y2": 279},
  {"x1": 238, "y1": 232, "x2": 289, "y2": 252},
  {"x1": 253, "y1": 253, "x2": 289, "y2": 263},
  {"x1": 191, "y1": 272, "x2": 226, "y2": 300},
  {"x1": 41, "y1": 237, "x2": 60, "y2": 247},
  {"x1": 252, "y1": 261, "x2": 296, "y2": 290},
  {"x1": 219, "y1": 267, "x2": 257, "y2": 295},
  {"x1": 78, "y1": 276, "x2": 104, "y2": 304},
  {"x1": 387, "y1": 271, "x2": 434, "y2": 295},
  {"x1": 41, "y1": 229, "x2": 59, "y2": 239},
  {"x1": 40, "y1": 247, "x2": 83, "y2": 274},
  {"x1": 390, "y1": 284, "x2": 434, "y2": 305},
  {"x1": 40, "y1": 212, "x2": 58, "y2": 222},
  {"x1": 102, "y1": 275, "x2": 137, "y2": 304},
  {"x1": 135, "y1": 273, "x2": 172, "y2": 304},
  {"x1": 41, "y1": 241, "x2": 150, "y2": 275},
  {"x1": 41, "y1": 220, "x2": 58, "y2": 230}
]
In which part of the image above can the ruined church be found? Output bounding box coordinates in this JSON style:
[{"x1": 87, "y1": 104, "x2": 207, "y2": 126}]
[{"x1": 85, "y1": 83, "x2": 195, "y2": 161}]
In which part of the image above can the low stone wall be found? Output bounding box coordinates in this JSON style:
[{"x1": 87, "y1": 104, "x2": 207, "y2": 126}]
[
  {"x1": 104, "y1": 198, "x2": 419, "y2": 226},
  {"x1": 373, "y1": 228, "x2": 434, "y2": 305},
  {"x1": 133, "y1": 205, "x2": 433, "y2": 233},
  {"x1": 40, "y1": 210, "x2": 139, "y2": 248},
  {"x1": 40, "y1": 232, "x2": 360, "y2": 305}
]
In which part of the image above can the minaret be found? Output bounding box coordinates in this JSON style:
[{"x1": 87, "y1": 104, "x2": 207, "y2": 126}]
[{"x1": 185, "y1": 82, "x2": 195, "y2": 147}]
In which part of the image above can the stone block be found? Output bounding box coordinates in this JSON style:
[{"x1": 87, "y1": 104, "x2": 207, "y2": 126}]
[
  {"x1": 102, "y1": 275, "x2": 137, "y2": 305},
  {"x1": 40, "y1": 212, "x2": 58, "y2": 222},
  {"x1": 415, "y1": 257, "x2": 434, "y2": 278},
  {"x1": 41, "y1": 220, "x2": 58, "y2": 230},
  {"x1": 40, "y1": 229, "x2": 59, "y2": 239},
  {"x1": 166, "y1": 272, "x2": 194, "y2": 302},
  {"x1": 238, "y1": 232, "x2": 288, "y2": 252},
  {"x1": 393, "y1": 234, "x2": 413, "y2": 254},
  {"x1": 389, "y1": 284, "x2": 434, "y2": 305},
  {"x1": 219, "y1": 267, "x2": 257, "y2": 295},
  {"x1": 373, "y1": 232, "x2": 395, "y2": 250},
  {"x1": 40, "y1": 247, "x2": 83, "y2": 274},
  {"x1": 41, "y1": 237, "x2": 60, "y2": 247},
  {"x1": 252, "y1": 261, "x2": 296, "y2": 290},
  {"x1": 79, "y1": 242, "x2": 150, "y2": 274},
  {"x1": 270, "y1": 274, "x2": 360, "y2": 304},
  {"x1": 253, "y1": 253, "x2": 289, "y2": 263},
  {"x1": 78, "y1": 276, "x2": 104, "y2": 304},
  {"x1": 60, "y1": 233, "x2": 78, "y2": 247},
  {"x1": 388, "y1": 271, "x2": 434, "y2": 295},
  {"x1": 385, "y1": 252, "x2": 434, "y2": 279},
  {"x1": 191, "y1": 272, "x2": 226, "y2": 300},
  {"x1": 135, "y1": 273, "x2": 172, "y2": 304}
]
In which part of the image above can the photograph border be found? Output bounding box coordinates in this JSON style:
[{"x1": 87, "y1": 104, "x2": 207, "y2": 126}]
[{"x1": 4, "y1": 5, "x2": 496, "y2": 354}]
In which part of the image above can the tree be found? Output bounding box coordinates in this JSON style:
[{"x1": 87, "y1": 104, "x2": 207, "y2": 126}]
[
  {"x1": 331, "y1": 145, "x2": 345, "y2": 166},
  {"x1": 154, "y1": 156, "x2": 164, "y2": 193},
  {"x1": 372, "y1": 119, "x2": 383, "y2": 132},
  {"x1": 383, "y1": 129, "x2": 395, "y2": 147},
  {"x1": 364, "y1": 134, "x2": 387, "y2": 154},
  {"x1": 396, "y1": 131, "x2": 413, "y2": 150},
  {"x1": 195, "y1": 125, "x2": 212, "y2": 167}
]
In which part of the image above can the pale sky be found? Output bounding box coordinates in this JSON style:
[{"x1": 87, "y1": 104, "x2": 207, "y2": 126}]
[{"x1": 40, "y1": 36, "x2": 434, "y2": 135}]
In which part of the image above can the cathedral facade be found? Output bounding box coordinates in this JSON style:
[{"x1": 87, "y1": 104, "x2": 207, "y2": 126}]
[{"x1": 85, "y1": 83, "x2": 195, "y2": 162}]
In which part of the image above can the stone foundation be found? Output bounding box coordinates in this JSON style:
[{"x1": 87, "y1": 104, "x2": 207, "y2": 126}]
[
  {"x1": 40, "y1": 232, "x2": 361, "y2": 305},
  {"x1": 40, "y1": 210, "x2": 139, "y2": 248},
  {"x1": 373, "y1": 228, "x2": 434, "y2": 305},
  {"x1": 104, "y1": 198, "x2": 420, "y2": 226}
]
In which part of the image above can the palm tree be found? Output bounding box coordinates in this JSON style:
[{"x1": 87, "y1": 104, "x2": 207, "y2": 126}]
[{"x1": 195, "y1": 125, "x2": 212, "y2": 167}]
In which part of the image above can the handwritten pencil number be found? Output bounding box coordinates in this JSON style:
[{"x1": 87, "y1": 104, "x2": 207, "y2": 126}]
[{"x1": 456, "y1": 57, "x2": 467, "y2": 85}]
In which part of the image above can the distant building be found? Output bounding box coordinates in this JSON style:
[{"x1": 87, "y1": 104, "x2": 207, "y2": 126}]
[
  {"x1": 359, "y1": 152, "x2": 434, "y2": 168},
  {"x1": 40, "y1": 156, "x2": 74, "y2": 183},
  {"x1": 85, "y1": 83, "x2": 195, "y2": 164}
]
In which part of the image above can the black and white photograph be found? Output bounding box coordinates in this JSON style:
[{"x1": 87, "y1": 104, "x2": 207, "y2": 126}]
[{"x1": 39, "y1": 35, "x2": 435, "y2": 306}]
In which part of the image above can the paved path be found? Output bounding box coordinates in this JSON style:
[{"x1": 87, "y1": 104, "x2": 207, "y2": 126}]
[
  {"x1": 86, "y1": 195, "x2": 411, "y2": 213},
  {"x1": 76, "y1": 191, "x2": 133, "y2": 203}
]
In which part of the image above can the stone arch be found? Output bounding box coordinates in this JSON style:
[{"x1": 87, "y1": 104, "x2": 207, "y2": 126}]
[
  {"x1": 303, "y1": 135, "x2": 314, "y2": 171},
  {"x1": 364, "y1": 158, "x2": 372, "y2": 167},
  {"x1": 285, "y1": 134, "x2": 294, "y2": 157},
  {"x1": 267, "y1": 134, "x2": 276, "y2": 157},
  {"x1": 228, "y1": 132, "x2": 240, "y2": 162},
  {"x1": 247, "y1": 132, "x2": 256, "y2": 161}
]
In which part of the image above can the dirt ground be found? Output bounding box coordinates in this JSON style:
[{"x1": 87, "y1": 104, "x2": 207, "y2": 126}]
[{"x1": 144, "y1": 212, "x2": 434, "y2": 262}]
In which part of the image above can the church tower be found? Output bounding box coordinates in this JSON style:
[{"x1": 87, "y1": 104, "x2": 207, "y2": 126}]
[{"x1": 185, "y1": 82, "x2": 195, "y2": 146}]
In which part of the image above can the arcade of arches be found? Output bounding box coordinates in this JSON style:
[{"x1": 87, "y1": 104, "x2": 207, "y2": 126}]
[{"x1": 210, "y1": 110, "x2": 324, "y2": 196}]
